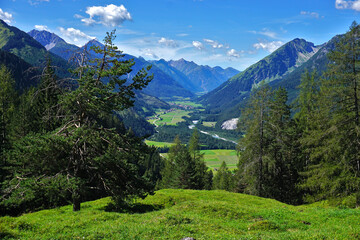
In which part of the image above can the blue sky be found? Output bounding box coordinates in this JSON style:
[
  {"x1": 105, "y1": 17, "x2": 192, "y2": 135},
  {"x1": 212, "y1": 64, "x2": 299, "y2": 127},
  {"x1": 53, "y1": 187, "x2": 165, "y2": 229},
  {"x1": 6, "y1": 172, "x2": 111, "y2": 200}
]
[{"x1": 1, "y1": 0, "x2": 360, "y2": 70}]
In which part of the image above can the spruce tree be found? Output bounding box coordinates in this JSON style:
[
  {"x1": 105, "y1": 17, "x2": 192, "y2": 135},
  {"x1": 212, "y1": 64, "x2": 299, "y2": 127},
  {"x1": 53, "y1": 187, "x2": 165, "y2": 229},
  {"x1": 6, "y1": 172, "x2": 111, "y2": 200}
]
[
  {"x1": 213, "y1": 161, "x2": 234, "y2": 191},
  {"x1": 300, "y1": 22, "x2": 360, "y2": 203}
]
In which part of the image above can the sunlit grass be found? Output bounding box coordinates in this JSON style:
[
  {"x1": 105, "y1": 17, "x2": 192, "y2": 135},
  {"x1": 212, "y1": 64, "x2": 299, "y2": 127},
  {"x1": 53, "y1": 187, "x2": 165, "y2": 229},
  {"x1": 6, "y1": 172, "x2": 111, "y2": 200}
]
[{"x1": 2, "y1": 189, "x2": 360, "y2": 239}]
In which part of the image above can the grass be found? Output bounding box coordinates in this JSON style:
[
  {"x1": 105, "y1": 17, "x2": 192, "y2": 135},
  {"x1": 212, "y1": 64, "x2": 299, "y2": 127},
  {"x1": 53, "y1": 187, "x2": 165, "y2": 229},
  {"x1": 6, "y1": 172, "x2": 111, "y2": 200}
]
[
  {"x1": 1, "y1": 189, "x2": 360, "y2": 239},
  {"x1": 149, "y1": 109, "x2": 191, "y2": 126},
  {"x1": 202, "y1": 121, "x2": 217, "y2": 127},
  {"x1": 145, "y1": 140, "x2": 174, "y2": 148},
  {"x1": 162, "y1": 149, "x2": 238, "y2": 170},
  {"x1": 201, "y1": 150, "x2": 238, "y2": 170}
]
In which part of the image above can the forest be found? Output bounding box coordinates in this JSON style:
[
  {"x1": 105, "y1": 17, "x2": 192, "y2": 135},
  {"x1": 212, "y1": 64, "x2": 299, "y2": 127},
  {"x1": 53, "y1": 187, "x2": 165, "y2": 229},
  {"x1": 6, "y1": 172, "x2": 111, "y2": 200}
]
[{"x1": 1, "y1": 21, "x2": 360, "y2": 217}]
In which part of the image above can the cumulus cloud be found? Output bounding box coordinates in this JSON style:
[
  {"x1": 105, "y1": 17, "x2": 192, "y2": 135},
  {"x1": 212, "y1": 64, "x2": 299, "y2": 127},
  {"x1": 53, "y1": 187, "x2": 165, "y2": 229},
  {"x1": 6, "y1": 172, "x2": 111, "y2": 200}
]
[
  {"x1": 0, "y1": 8, "x2": 13, "y2": 24},
  {"x1": 300, "y1": 11, "x2": 321, "y2": 18},
  {"x1": 336, "y1": 0, "x2": 360, "y2": 11},
  {"x1": 81, "y1": 4, "x2": 132, "y2": 27},
  {"x1": 35, "y1": 25, "x2": 49, "y2": 31},
  {"x1": 253, "y1": 40, "x2": 284, "y2": 53},
  {"x1": 192, "y1": 41, "x2": 204, "y2": 50},
  {"x1": 58, "y1": 27, "x2": 95, "y2": 46},
  {"x1": 250, "y1": 29, "x2": 278, "y2": 39},
  {"x1": 227, "y1": 49, "x2": 242, "y2": 58},
  {"x1": 141, "y1": 49, "x2": 159, "y2": 59},
  {"x1": 158, "y1": 37, "x2": 179, "y2": 48},
  {"x1": 203, "y1": 39, "x2": 224, "y2": 48}
]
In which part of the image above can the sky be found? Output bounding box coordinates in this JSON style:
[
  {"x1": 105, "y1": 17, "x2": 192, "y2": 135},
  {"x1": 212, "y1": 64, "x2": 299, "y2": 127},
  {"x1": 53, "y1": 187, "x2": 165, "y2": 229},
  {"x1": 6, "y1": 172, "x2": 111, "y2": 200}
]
[{"x1": 1, "y1": 0, "x2": 360, "y2": 70}]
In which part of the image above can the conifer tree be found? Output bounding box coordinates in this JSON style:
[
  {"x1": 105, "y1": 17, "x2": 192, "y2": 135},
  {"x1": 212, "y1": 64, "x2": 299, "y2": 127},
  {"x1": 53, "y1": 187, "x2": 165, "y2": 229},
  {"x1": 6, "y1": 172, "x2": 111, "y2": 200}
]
[
  {"x1": 213, "y1": 161, "x2": 234, "y2": 191},
  {"x1": 300, "y1": 22, "x2": 360, "y2": 203}
]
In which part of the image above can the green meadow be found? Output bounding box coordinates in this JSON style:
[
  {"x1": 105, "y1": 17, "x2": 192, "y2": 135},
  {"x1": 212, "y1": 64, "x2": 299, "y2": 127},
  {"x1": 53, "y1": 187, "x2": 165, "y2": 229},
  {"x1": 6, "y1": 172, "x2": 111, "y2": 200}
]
[
  {"x1": 150, "y1": 109, "x2": 191, "y2": 126},
  {"x1": 2, "y1": 189, "x2": 360, "y2": 240},
  {"x1": 160, "y1": 149, "x2": 238, "y2": 170}
]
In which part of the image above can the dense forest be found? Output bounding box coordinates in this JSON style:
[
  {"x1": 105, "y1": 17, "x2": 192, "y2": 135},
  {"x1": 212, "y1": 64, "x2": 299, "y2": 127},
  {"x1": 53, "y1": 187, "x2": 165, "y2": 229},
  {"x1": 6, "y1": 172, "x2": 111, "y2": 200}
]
[{"x1": 1, "y1": 21, "x2": 360, "y2": 217}]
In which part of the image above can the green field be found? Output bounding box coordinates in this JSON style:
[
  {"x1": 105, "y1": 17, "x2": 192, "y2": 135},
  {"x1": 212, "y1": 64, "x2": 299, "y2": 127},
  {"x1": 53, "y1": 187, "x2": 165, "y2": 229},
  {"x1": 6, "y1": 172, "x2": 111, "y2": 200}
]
[
  {"x1": 149, "y1": 109, "x2": 191, "y2": 126},
  {"x1": 202, "y1": 121, "x2": 217, "y2": 127},
  {"x1": 201, "y1": 150, "x2": 238, "y2": 170},
  {"x1": 2, "y1": 189, "x2": 360, "y2": 239},
  {"x1": 145, "y1": 140, "x2": 174, "y2": 148},
  {"x1": 161, "y1": 149, "x2": 238, "y2": 170}
]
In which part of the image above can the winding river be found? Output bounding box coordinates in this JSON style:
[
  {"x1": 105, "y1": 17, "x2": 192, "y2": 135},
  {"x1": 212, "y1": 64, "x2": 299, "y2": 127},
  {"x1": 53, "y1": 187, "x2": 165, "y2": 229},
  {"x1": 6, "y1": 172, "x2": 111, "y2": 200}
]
[{"x1": 189, "y1": 120, "x2": 237, "y2": 145}]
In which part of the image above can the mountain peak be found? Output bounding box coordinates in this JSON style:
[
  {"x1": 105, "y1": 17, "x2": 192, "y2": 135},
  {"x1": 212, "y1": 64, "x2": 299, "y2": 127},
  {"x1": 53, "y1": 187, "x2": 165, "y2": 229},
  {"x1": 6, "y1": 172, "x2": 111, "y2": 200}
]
[{"x1": 28, "y1": 29, "x2": 66, "y2": 50}]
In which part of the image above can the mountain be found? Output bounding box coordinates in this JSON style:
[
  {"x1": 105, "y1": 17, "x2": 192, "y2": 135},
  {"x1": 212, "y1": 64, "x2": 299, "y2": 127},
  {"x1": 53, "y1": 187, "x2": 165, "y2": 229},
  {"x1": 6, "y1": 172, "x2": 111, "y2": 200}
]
[
  {"x1": 0, "y1": 20, "x2": 70, "y2": 78},
  {"x1": 151, "y1": 58, "x2": 240, "y2": 93},
  {"x1": 199, "y1": 37, "x2": 338, "y2": 126},
  {"x1": 28, "y1": 30, "x2": 194, "y2": 99},
  {"x1": 28, "y1": 29, "x2": 79, "y2": 60},
  {"x1": 83, "y1": 40, "x2": 195, "y2": 99},
  {"x1": 150, "y1": 59, "x2": 199, "y2": 92},
  {"x1": 0, "y1": 49, "x2": 39, "y2": 91},
  {"x1": 199, "y1": 38, "x2": 320, "y2": 114}
]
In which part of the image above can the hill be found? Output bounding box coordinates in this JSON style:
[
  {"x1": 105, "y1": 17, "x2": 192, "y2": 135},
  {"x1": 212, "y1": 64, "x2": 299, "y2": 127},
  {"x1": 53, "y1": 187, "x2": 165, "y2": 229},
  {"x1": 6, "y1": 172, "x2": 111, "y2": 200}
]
[
  {"x1": 0, "y1": 49, "x2": 38, "y2": 91},
  {"x1": 1, "y1": 189, "x2": 359, "y2": 239},
  {"x1": 0, "y1": 20, "x2": 71, "y2": 78},
  {"x1": 152, "y1": 58, "x2": 240, "y2": 93}
]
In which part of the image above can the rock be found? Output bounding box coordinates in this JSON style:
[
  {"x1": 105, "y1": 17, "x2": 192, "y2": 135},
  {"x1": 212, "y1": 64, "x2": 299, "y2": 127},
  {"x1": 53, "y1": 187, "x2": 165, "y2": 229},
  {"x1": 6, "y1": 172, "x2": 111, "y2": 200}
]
[
  {"x1": 181, "y1": 238, "x2": 196, "y2": 240},
  {"x1": 221, "y1": 118, "x2": 239, "y2": 130}
]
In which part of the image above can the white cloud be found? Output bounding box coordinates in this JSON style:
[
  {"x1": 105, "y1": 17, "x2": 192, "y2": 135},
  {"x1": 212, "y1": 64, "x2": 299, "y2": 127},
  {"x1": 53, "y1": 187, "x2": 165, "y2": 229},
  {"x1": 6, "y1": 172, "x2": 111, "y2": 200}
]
[
  {"x1": 34, "y1": 25, "x2": 49, "y2": 31},
  {"x1": 250, "y1": 29, "x2": 278, "y2": 39},
  {"x1": 0, "y1": 8, "x2": 13, "y2": 24},
  {"x1": 253, "y1": 40, "x2": 284, "y2": 53},
  {"x1": 81, "y1": 4, "x2": 132, "y2": 27},
  {"x1": 158, "y1": 37, "x2": 179, "y2": 48},
  {"x1": 58, "y1": 27, "x2": 95, "y2": 46},
  {"x1": 192, "y1": 41, "x2": 204, "y2": 50},
  {"x1": 336, "y1": 0, "x2": 360, "y2": 11},
  {"x1": 227, "y1": 49, "x2": 242, "y2": 58},
  {"x1": 203, "y1": 39, "x2": 224, "y2": 48},
  {"x1": 300, "y1": 11, "x2": 321, "y2": 18},
  {"x1": 142, "y1": 49, "x2": 159, "y2": 59}
]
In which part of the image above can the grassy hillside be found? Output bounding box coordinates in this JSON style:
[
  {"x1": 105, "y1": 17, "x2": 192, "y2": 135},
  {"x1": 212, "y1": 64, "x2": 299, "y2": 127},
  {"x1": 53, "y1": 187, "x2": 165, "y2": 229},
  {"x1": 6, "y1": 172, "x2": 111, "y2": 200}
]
[{"x1": 1, "y1": 189, "x2": 360, "y2": 239}]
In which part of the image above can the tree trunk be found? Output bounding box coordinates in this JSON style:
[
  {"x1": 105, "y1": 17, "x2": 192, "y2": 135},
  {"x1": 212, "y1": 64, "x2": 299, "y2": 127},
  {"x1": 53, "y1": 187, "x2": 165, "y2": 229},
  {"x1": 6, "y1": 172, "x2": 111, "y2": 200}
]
[{"x1": 72, "y1": 190, "x2": 81, "y2": 211}]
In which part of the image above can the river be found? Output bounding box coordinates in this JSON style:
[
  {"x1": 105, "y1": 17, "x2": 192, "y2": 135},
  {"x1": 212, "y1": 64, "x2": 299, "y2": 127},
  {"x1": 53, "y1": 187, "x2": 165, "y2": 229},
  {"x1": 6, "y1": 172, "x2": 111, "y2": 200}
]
[{"x1": 189, "y1": 120, "x2": 237, "y2": 144}]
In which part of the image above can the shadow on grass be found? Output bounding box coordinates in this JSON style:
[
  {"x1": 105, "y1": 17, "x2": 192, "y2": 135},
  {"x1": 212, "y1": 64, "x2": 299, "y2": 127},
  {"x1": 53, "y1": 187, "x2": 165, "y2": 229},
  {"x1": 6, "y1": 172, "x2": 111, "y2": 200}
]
[{"x1": 105, "y1": 202, "x2": 164, "y2": 214}]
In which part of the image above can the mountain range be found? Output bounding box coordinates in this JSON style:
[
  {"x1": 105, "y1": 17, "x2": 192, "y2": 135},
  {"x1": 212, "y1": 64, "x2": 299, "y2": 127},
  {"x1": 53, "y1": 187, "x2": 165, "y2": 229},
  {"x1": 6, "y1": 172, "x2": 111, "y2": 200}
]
[
  {"x1": 198, "y1": 37, "x2": 336, "y2": 126},
  {"x1": 151, "y1": 58, "x2": 240, "y2": 93},
  {"x1": 0, "y1": 19, "x2": 341, "y2": 132},
  {"x1": 27, "y1": 29, "x2": 240, "y2": 98}
]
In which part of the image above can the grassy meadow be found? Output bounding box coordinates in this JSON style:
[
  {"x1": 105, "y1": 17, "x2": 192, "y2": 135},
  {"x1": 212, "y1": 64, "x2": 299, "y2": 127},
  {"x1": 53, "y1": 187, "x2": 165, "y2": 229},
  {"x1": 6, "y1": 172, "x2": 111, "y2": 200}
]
[
  {"x1": 1, "y1": 189, "x2": 360, "y2": 239},
  {"x1": 201, "y1": 150, "x2": 238, "y2": 170}
]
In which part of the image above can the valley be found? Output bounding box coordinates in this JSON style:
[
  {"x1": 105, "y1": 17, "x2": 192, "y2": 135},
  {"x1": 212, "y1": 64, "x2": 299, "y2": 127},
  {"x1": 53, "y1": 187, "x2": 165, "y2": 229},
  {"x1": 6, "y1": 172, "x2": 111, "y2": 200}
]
[{"x1": 1, "y1": 2, "x2": 360, "y2": 238}]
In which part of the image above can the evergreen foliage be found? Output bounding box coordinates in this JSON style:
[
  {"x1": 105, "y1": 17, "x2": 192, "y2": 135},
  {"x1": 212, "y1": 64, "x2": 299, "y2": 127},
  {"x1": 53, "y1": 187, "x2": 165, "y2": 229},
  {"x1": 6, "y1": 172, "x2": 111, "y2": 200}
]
[
  {"x1": 235, "y1": 85, "x2": 300, "y2": 204},
  {"x1": 213, "y1": 161, "x2": 234, "y2": 191},
  {"x1": 0, "y1": 31, "x2": 164, "y2": 214},
  {"x1": 159, "y1": 131, "x2": 211, "y2": 190},
  {"x1": 299, "y1": 21, "x2": 360, "y2": 204}
]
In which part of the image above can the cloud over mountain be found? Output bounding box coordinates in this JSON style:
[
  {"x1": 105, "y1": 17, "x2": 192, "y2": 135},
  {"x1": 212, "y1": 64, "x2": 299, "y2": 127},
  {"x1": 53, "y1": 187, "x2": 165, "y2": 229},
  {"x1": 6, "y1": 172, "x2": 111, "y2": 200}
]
[{"x1": 0, "y1": 8, "x2": 13, "y2": 24}]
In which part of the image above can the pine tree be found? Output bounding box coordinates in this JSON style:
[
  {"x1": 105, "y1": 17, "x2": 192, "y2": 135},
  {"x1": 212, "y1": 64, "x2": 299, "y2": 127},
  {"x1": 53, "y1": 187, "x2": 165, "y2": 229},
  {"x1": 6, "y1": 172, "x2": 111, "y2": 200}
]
[
  {"x1": 235, "y1": 84, "x2": 272, "y2": 197},
  {"x1": 213, "y1": 161, "x2": 234, "y2": 191},
  {"x1": 300, "y1": 22, "x2": 360, "y2": 203},
  {"x1": 235, "y1": 85, "x2": 300, "y2": 203},
  {"x1": 2, "y1": 31, "x2": 155, "y2": 212},
  {"x1": 188, "y1": 129, "x2": 208, "y2": 189},
  {"x1": 0, "y1": 65, "x2": 17, "y2": 190}
]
